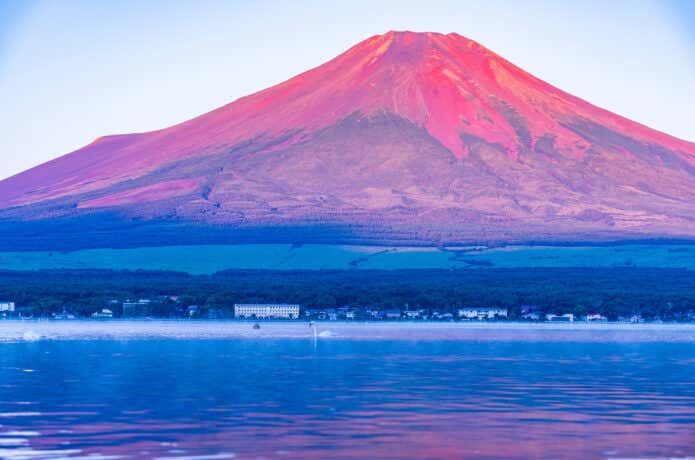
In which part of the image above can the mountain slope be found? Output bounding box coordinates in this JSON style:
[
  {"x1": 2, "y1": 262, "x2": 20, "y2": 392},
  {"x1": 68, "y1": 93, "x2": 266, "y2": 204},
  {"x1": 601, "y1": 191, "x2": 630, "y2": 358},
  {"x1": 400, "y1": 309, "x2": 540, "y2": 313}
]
[{"x1": 1, "y1": 31, "x2": 694, "y2": 249}]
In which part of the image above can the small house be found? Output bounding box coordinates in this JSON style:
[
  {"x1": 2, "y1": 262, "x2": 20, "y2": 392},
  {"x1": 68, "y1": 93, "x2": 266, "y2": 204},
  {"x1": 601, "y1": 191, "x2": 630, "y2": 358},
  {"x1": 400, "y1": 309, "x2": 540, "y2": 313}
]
[
  {"x1": 586, "y1": 313, "x2": 607, "y2": 322},
  {"x1": 403, "y1": 309, "x2": 426, "y2": 320},
  {"x1": 52, "y1": 309, "x2": 76, "y2": 320},
  {"x1": 91, "y1": 308, "x2": 113, "y2": 319},
  {"x1": 521, "y1": 312, "x2": 541, "y2": 321}
]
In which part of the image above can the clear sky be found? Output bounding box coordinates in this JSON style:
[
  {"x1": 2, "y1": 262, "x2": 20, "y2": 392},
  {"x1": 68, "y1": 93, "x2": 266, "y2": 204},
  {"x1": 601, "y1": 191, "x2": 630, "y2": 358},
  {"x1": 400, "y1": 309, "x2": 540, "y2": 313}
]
[{"x1": 1, "y1": 0, "x2": 693, "y2": 180}]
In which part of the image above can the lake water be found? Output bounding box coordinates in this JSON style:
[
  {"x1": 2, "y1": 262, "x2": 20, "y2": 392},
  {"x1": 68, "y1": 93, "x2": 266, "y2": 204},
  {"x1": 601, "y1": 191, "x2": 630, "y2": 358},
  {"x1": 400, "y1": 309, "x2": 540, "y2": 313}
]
[{"x1": 0, "y1": 322, "x2": 694, "y2": 459}]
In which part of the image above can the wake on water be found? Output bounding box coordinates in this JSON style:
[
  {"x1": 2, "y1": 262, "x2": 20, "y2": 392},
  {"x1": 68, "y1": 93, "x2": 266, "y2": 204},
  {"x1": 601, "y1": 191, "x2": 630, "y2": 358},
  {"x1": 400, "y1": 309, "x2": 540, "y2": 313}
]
[{"x1": 21, "y1": 330, "x2": 41, "y2": 342}]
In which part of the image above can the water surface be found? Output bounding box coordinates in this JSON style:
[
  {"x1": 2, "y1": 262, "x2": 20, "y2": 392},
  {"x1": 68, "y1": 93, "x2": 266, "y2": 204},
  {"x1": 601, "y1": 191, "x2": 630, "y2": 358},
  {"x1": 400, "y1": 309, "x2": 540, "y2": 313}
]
[{"x1": 0, "y1": 322, "x2": 693, "y2": 459}]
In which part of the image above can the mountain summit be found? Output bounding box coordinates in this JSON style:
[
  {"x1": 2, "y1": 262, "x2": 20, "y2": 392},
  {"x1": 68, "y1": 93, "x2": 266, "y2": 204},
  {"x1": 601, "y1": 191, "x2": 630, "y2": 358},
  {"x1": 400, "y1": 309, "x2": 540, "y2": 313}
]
[{"x1": 1, "y1": 31, "x2": 694, "y2": 249}]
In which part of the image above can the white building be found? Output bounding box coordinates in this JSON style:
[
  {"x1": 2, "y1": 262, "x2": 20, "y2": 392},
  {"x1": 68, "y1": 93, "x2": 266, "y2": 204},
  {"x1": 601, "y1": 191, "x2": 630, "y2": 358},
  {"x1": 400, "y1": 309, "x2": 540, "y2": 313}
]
[
  {"x1": 404, "y1": 309, "x2": 427, "y2": 319},
  {"x1": 458, "y1": 307, "x2": 508, "y2": 320},
  {"x1": 234, "y1": 304, "x2": 300, "y2": 319},
  {"x1": 586, "y1": 313, "x2": 607, "y2": 322},
  {"x1": 432, "y1": 311, "x2": 454, "y2": 320},
  {"x1": 0, "y1": 302, "x2": 15, "y2": 312},
  {"x1": 92, "y1": 308, "x2": 113, "y2": 319},
  {"x1": 522, "y1": 312, "x2": 541, "y2": 321}
]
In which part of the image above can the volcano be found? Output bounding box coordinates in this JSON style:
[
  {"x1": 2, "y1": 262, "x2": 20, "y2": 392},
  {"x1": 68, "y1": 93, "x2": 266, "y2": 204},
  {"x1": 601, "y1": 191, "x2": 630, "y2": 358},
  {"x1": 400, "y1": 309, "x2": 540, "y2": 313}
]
[{"x1": 1, "y1": 31, "x2": 694, "y2": 249}]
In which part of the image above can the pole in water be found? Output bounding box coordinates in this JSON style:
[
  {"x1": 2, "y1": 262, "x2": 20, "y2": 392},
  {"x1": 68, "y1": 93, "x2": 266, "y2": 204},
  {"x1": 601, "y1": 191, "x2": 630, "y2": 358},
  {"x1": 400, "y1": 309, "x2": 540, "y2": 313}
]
[{"x1": 309, "y1": 321, "x2": 318, "y2": 341}]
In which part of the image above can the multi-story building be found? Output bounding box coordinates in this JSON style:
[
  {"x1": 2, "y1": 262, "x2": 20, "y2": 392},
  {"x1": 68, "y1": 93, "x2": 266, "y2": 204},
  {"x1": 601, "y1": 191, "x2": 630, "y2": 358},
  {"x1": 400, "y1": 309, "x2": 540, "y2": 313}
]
[
  {"x1": 0, "y1": 301, "x2": 15, "y2": 318},
  {"x1": 458, "y1": 307, "x2": 508, "y2": 320},
  {"x1": 234, "y1": 304, "x2": 300, "y2": 319}
]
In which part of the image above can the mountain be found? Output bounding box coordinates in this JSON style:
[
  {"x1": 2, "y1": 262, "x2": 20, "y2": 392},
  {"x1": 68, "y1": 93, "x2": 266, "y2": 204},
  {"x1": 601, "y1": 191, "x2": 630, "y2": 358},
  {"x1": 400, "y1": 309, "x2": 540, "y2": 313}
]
[{"x1": 1, "y1": 31, "x2": 694, "y2": 250}]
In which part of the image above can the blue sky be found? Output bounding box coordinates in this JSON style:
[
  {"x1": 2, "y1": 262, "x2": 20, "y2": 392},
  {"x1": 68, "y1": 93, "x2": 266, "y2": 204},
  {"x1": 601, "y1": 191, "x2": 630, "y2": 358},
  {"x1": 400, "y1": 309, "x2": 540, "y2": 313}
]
[{"x1": 0, "y1": 0, "x2": 693, "y2": 180}]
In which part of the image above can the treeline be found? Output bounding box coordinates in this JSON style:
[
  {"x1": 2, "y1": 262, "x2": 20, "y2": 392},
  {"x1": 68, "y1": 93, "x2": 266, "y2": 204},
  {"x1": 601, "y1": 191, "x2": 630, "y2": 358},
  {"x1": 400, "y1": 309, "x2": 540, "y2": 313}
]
[{"x1": 0, "y1": 267, "x2": 694, "y2": 320}]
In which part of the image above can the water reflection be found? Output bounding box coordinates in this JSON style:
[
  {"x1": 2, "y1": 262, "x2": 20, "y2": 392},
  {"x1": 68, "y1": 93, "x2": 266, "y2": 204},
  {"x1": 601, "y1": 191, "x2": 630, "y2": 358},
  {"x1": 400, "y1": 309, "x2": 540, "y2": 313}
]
[{"x1": 0, "y1": 331, "x2": 694, "y2": 459}]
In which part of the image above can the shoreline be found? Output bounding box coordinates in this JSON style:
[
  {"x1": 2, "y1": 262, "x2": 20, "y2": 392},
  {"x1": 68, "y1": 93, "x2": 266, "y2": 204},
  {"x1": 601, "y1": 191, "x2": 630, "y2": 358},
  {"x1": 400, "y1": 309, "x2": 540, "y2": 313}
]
[{"x1": 2, "y1": 320, "x2": 694, "y2": 343}]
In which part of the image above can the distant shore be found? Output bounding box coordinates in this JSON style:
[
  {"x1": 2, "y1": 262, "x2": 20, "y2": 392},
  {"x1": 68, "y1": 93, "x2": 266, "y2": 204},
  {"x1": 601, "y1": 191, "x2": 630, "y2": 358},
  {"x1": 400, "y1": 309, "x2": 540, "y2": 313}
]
[{"x1": 2, "y1": 267, "x2": 694, "y2": 323}]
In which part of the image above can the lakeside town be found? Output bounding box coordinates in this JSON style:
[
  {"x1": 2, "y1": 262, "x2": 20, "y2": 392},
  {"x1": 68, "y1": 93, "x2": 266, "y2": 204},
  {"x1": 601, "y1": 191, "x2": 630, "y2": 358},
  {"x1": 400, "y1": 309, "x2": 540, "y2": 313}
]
[{"x1": 2, "y1": 299, "x2": 693, "y2": 323}]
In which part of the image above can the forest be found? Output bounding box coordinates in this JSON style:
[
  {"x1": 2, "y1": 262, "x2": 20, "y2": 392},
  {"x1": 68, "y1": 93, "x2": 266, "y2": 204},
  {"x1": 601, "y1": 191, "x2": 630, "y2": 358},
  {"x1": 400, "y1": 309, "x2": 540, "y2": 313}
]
[{"x1": 0, "y1": 267, "x2": 694, "y2": 320}]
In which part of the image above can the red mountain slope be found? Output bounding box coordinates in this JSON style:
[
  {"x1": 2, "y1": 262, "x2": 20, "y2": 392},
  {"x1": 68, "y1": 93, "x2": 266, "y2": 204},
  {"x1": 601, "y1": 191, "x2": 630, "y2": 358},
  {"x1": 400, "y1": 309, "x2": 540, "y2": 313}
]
[{"x1": 1, "y1": 31, "x2": 694, "y2": 248}]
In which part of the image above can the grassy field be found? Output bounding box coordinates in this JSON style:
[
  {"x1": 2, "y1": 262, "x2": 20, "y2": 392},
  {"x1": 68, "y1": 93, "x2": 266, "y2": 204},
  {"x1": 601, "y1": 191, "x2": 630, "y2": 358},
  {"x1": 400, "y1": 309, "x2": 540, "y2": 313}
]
[{"x1": 0, "y1": 243, "x2": 694, "y2": 274}]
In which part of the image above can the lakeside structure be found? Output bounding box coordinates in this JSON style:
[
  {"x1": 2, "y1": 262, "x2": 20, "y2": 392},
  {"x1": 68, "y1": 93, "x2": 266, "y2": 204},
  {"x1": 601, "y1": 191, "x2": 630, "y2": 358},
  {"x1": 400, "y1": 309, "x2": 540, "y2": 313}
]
[
  {"x1": 2, "y1": 297, "x2": 691, "y2": 323},
  {"x1": 458, "y1": 307, "x2": 508, "y2": 320},
  {"x1": 587, "y1": 313, "x2": 608, "y2": 322},
  {"x1": 0, "y1": 301, "x2": 15, "y2": 319},
  {"x1": 234, "y1": 304, "x2": 300, "y2": 319},
  {"x1": 52, "y1": 308, "x2": 76, "y2": 320},
  {"x1": 91, "y1": 308, "x2": 114, "y2": 319},
  {"x1": 546, "y1": 313, "x2": 575, "y2": 322}
]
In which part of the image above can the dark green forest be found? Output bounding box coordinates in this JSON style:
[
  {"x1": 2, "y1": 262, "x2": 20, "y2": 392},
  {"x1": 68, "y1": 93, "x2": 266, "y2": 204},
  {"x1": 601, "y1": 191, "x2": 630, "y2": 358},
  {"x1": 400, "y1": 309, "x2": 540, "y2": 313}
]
[{"x1": 0, "y1": 268, "x2": 694, "y2": 320}]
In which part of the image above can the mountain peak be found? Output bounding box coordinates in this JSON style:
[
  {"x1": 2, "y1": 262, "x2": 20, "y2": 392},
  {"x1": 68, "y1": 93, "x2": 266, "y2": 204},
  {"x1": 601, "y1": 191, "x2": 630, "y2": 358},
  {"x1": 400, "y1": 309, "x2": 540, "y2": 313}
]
[
  {"x1": 374, "y1": 30, "x2": 476, "y2": 42},
  {"x1": 358, "y1": 30, "x2": 487, "y2": 64},
  {"x1": 1, "y1": 31, "x2": 694, "y2": 248}
]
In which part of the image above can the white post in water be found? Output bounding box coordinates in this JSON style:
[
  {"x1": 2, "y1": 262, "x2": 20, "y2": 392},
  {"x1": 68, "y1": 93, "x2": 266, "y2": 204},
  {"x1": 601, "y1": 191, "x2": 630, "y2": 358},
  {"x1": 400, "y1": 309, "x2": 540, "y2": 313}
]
[{"x1": 309, "y1": 321, "x2": 318, "y2": 346}]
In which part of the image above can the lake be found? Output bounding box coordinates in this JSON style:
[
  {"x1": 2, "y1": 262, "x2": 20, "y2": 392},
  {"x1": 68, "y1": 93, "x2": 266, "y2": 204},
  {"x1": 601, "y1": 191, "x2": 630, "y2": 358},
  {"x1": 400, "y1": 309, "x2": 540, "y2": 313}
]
[{"x1": 1, "y1": 322, "x2": 694, "y2": 459}]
